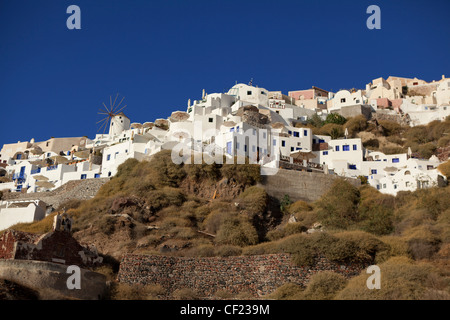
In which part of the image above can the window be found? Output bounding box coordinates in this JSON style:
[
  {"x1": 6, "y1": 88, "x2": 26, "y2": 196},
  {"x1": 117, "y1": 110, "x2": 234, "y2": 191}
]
[
  {"x1": 371, "y1": 169, "x2": 377, "y2": 174},
  {"x1": 353, "y1": 144, "x2": 357, "y2": 150},
  {"x1": 293, "y1": 131, "x2": 299, "y2": 137},
  {"x1": 247, "y1": 91, "x2": 252, "y2": 95},
  {"x1": 394, "y1": 184, "x2": 397, "y2": 189},
  {"x1": 81, "y1": 174, "x2": 87, "y2": 180},
  {"x1": 392, "y1": 158, "x2": 400, "y2": 163},
  {"x1": 356, "y1": 100, "x2": 360, "y2": 103},
  {"x1": 297, "y1": 142, "x2": 301, "y2": 146},
  {"x1": 291, "y1": 147, "x2": 294, "y2": 152},
  {"x1": 383, "y1": 184, "x2": 386, "y2": 188},
  {"x1": 244, "y1": 145, "x2": 247, "y2": 152},
  {"x1": 236, "y1": 126, "x2": 239, "y2": 132},
  {"x1": 273, "y1": 139, "x2": 277, "y2": 146},
  {"x1": 263, "y1": 132, "x2": 266, "y2": 139},
  {"x1": 16, "y1": 154, "x2": 22, "y2": 160},
  {"x1": 349, "y1": 164, "x2": 356, "y2": 170},
  {"x1": 340, "y1": 98, "x2": 346, "y2": 103},
  {"x1": 323, "y1": 151, "x2": 328, "y2": 155},
  {"x1": 261, "y1": 91, "x2": 266, "y2": 95},
  {"x1": 108, "y1": 172, "x2": 112, "y2": 177},
  {"x1": 343, "y1": 145, "x2": 350, "y2": 151},
  {"x1": 276, "y1": 111, "x2": 279, "y2": 114},
  {"x1": 94, "y1": 173, "x2": 100, "y2": 178},
  {"x1": 208, "y1": 118, "x2": 213, "y2": 123},
  {"x1": 107, "y1": 154, "x2": 111, "y2": 161},
  {"x1": 115, "y1": 152, "x2": 119, "y2": 158},
  {"x1": 236, "y1": 142, "x2": 240, "y2": 150},
  {"x1": 281, "y1": 140, "x2": 286, "y2": 147},
  {"x1": 377, "y1": 185, "x2": 380, "y2": 190},
  {"x1": 304, "y1": 130, "x2": 308, "y2": 136},
  {"x1": 230, "y1": 128, "x2": 234, "y2": 132},
  {"x1": 47, "y1": 153, "x2": 51, "y2": 157},
  {"x1": 288, "y1": 131, "x2": 292, "y2": 135},
  {"x1": 335, "y1": 146, "x2": 340, "y2": 151},
  {"x1": 296, "y1": 147, "x2": 301, "y2": 150},
  {"x1": 253, "y1": 129, "x2": 256, "y2": 135}
]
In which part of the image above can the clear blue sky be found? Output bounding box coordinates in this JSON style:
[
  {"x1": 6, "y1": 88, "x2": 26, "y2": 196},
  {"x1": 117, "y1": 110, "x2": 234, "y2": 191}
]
[{"x1": 1, "y1": 0, "x2": 449, "y2": 145}]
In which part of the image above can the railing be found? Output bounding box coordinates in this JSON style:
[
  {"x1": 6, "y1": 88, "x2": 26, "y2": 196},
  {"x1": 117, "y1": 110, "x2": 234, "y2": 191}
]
[
  {"x1": 47, "y1": 165, "x2": 58, "y2": 171},
  {"x1": 279, "y1": 158, "x2": 324, "y2": 173}
]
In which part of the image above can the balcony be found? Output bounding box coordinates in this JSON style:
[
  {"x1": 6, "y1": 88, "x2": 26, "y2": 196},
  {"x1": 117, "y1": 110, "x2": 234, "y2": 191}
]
[
  {"x1": 47, "y1": 165, "x2": 58, "y2": 171},
  {"x1": 12, "y1": 172, "x2": 26, "y2": 180}
]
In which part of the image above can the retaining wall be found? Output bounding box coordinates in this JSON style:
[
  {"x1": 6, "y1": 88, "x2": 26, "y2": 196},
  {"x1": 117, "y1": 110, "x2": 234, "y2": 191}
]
[{"x1": 118, "y1": 253, "x2": 368, "y2": 297}]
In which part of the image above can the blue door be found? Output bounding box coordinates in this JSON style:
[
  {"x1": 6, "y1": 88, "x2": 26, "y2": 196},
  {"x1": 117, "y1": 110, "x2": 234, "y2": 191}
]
[{"x1": 226, "y1": 141, "x2": 232, "y2": 155}]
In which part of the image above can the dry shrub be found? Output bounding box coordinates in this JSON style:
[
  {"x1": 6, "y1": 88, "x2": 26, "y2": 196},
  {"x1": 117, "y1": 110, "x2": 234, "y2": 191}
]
[
  {"x1": 315, "y1": 179, "x2": 360, "y2": 229},
  {"x1": 112, "y1": 283, "x2": 165, "y2": 300},
  {"x1": 302, "y1": 271, "x2": 347, "y2": 300},
  {"x1": 404, "y1": 225, "x2": 442, "y2": 260},
  {"x1": 437, "y1": 160, "x2": 450, "y2": 180},
  {"x1": 335, "y1": 256, "x2": 447, "y2": 300},
  {"x1": 266, "y1": 222, "x2": 307, "y2": 241},
  {"x1": 267, "y1": 283, "x2": 304, "y2": 300},
  {"x1": 187, "y1": 244, "x2": 216, "y2": 257},
  {"x1": 239, "y1": 186, "x2": 268, "y2": 216},
  {"x1": 358, "y1": 186, "x2": 395, "y2": 235},
  {"x1": 215, "y1": 245, "x2": 242, "y2": 257},
  {"x1": 344, "y1": 115, "x2": 368, "y2": 136},
  {"x1": 172, "y1": 288, "x2": 199, "y2": 300},
  {"x1": 8, "y1": 212, "x2": 56, "y2": 234},
  {"x1": 215, "y1": 214, "x2": 259, "y2": 247},
  {"x1": 242, "y1": 242, "x2": 277, "y2": 256}
]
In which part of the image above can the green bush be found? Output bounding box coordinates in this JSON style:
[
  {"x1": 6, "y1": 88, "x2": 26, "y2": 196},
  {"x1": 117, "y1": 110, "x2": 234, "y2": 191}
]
[{"x1": 325, "y1": 113, "x2": 347, "y2": 125}]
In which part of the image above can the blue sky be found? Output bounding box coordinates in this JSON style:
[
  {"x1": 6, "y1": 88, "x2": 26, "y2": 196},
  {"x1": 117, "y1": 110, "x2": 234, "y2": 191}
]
[{"x1": 0, "y1": 0, "x2": 449, "y2": 144}]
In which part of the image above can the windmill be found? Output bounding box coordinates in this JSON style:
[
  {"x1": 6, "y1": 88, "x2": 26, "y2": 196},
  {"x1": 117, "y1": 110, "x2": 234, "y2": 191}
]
[{"x1": 96, "y1": 93, "x2": 127, "y2": 138}]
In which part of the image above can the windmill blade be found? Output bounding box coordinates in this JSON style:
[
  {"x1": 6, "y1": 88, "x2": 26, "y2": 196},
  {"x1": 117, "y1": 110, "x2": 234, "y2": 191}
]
[
  {"x1": 102, "y1": 102, "x2": 111, "y2": 114},
  {"x1": 110, "y1": 95, "x2": 113, "y2": 109},
  {"x1": 97, "y1": 117, "x2": 110, "y2": 132},
  {"x1": 112, "y1": 93, "x2": 119, "y2": 109},
  {"x1": 96, "y1": 117, "x2": 109, "y2": 124},
  {"x1": 113, "y1": 96, "x2": 125, "y2": 113},
  {"x1": 114, "y1": 104, "x2": 127, "y2": 115}
]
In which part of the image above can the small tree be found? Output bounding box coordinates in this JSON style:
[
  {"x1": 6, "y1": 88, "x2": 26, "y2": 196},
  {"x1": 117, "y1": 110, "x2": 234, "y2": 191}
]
[
  {"x1": 325, "y1": 113, "x2": 347, "y2": 125},
  {"x1": 280, "y1": 194, "x2": 292, "y2": 214}
]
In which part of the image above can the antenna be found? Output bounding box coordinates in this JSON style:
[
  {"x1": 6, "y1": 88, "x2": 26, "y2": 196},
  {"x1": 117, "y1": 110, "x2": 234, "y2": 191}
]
[{"x1": 97, "y1": 93, "x2": 127, "y2": 138}]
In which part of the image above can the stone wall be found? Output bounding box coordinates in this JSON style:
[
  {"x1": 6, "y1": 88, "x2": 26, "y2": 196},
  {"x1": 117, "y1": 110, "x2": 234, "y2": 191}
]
[
  {"x1": 2, "y1": 178, "x2": 109, "y2": 209},
  {"x1": 259, "y1": 169, "x2": 360, "y2": 202},
  {"x1": 118, "y1": 253, "x2": 368, "y2": 297}
]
